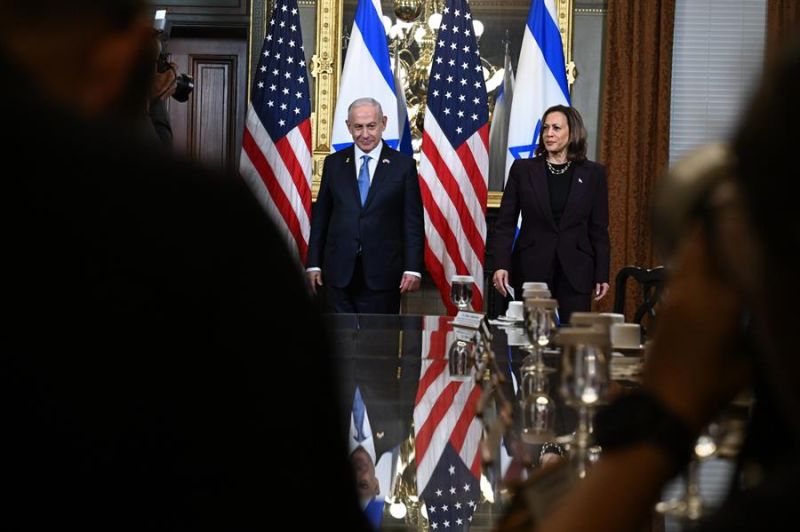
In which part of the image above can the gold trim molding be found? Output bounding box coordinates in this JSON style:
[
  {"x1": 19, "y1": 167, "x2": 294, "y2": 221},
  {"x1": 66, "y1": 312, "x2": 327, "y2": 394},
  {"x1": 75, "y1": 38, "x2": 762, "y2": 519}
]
[
  {"x1": 575, "y1": 7, "x2": 606, "y2": 15},
  {"x1": 309, "y1": 0, "x2": 343, "y2": 196}
]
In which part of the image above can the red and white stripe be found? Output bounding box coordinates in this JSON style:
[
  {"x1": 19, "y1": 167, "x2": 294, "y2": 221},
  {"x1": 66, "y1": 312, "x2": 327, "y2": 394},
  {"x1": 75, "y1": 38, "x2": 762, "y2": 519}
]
[
  {"x1": 240, "y1": 104, "x2": 312, "y2": 263},
  {"x1": 419, "y1": 109, "x2": 489, "y2": 314},
  {"x1": 414, "y1": 316, "x2": 483, "y2": 494}
]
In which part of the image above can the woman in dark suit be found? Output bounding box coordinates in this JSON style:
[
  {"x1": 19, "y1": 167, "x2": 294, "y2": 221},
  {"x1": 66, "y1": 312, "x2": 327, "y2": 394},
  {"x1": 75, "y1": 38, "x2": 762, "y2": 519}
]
[{"x1": 491, "y1": 105, "x2": 610, "y2": 323}]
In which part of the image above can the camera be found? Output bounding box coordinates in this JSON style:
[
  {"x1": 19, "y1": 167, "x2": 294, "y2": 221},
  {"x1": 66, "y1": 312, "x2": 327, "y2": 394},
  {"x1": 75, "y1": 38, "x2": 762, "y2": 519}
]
[
  {"x1": 153, "y1": 9, "x2": 194, "y2": 103},
  {"x1": 156, "y1": 52, "x2": 194, "y2": 103}
]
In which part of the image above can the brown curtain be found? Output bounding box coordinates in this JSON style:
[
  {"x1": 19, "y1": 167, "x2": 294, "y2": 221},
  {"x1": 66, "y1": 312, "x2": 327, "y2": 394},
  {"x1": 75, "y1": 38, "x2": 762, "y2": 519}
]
[
  {"x1": 767, "y1": 0, "x2": 800, "y2": 62},
  {"x1": 597, "y1": 0, "x2": 675, "y2": 319}
]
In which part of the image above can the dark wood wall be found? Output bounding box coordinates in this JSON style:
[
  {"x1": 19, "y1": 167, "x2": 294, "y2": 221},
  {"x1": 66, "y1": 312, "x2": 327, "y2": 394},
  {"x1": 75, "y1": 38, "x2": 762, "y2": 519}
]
[{"x1": 153, "y1": 1, "x2": 250, "y2": 171}]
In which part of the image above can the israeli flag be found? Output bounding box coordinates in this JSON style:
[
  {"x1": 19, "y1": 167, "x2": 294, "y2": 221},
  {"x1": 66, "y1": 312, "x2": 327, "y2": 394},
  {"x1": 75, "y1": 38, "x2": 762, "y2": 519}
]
[
  {"x1": 504, "y1": 0, "x2": 570, "y2": 182},
  {"x1": 394, "y1": 60, "x2": 413, "y2": 155},
  {"x1": 332, "y1": 0, "x2": 411, "y2": 154},
  {"x1": 488, "y1": 42, "x2": 515, "y2": 191}
]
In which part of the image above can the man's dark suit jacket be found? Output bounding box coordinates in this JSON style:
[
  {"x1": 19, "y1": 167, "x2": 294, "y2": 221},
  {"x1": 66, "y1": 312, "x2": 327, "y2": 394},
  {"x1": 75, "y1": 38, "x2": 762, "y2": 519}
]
[
  {"x1": 307, "y1": 144, "x2": 424, "y2": 290},
  {"x1": 492, "y1": 157, "x2": 610, "y2": 294},
  {"x1": 330, "y1": 319, "x2": 422, "y2": 458},
  {"x1": 0, "y1": 55, "x2": 368, "y2": 531}
]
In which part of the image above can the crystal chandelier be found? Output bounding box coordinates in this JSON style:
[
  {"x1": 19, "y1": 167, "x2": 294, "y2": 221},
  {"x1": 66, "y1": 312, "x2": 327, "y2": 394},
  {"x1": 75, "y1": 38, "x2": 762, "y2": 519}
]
[{"x1": 383, "y1": 0, "x2": 503, "y2": 152}]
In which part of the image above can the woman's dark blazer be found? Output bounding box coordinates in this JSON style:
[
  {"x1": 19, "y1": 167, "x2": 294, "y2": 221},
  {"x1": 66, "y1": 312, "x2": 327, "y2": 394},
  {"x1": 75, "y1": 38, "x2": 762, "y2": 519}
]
[{"x1": 492, "y1": 157, "x2": 610, "y2": 294}]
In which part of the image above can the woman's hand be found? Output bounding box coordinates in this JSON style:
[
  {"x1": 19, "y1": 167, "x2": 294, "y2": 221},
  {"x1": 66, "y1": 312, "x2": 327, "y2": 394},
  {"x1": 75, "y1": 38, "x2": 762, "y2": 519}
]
[
  {"x1": 594, "y1": 282, "x2": 610, "y2": 301},
  {"x1": 493, "y1": 269, "x2": 510, "y2": 297}
]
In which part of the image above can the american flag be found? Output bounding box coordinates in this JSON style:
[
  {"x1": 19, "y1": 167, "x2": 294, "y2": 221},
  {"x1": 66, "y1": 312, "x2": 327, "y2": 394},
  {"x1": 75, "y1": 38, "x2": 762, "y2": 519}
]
[
  {"x1": 239, "y1": 0, "x2": 312, "y2": 262},
  {"x1": 414, "y1": 316, "x2": 483, "y2": 530},
  {"x1": 419, "y1": 0, "x2": 490, "y2": 315}
]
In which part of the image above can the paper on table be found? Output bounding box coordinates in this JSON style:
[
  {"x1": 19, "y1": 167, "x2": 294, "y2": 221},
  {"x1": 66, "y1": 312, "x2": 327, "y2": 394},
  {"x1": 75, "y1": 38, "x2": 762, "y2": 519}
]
[{"x1": 505, "y1": 283, "x2": 515, "y2": 300}]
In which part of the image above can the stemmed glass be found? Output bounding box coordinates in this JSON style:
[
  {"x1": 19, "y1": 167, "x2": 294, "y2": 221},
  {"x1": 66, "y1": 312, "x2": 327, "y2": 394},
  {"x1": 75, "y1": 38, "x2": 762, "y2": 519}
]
[
  {"x1": 556, "y1": 328, "x2": 610, "y2": 478},
  {"x1": 655, "y1": 405, "x2": 746, "y2": 522},
  {"x1": 450, "y1": 275, "x2": 474, "y2": 312},
  {"x1": 655, "y1": 428, "x2": 719, "y2": 521},
  {"x1": 520, "y1": 367, "x2": 556, "y2": 443},
  {"x1": 522, "y1": 298, "x2": 559, "y2": 373},
  {"x1": 447, "y1": 336, "x2": 475, "y2": 381}
]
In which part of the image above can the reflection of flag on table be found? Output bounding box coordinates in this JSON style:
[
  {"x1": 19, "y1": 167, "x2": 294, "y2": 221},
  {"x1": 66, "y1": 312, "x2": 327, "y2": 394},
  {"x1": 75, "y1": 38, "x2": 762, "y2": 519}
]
[
  {"x1": 418, "y1": 0, "x2": 489, "y2": 314},
  {"x1": 240, "y1": 0, "x2": 312, "y2": 263},
  {"x1": 414, "y1": 317, "x2": 482, "y2": 529}
]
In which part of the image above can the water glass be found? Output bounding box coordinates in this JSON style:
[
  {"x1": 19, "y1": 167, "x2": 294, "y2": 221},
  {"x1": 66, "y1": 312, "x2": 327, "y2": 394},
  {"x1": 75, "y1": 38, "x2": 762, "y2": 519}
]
[{"x1": 450, "y1": 275, "x2": 474, "y2": 311}]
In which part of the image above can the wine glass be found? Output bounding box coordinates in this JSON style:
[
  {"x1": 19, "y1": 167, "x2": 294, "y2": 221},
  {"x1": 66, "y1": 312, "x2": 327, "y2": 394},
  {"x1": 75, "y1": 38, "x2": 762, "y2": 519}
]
[
  {"x1": 447, "y1": 337, "x2": 474, "y2": 380},
  {"x1": 520, "y1": 368, "x2": 556, "y2": 443},
  {"x1": 450, "y1": 275, "x2": 474, "y2": 312},
  {"x1": 556, "y1": 327, "x2": 610, "y2": 478},
  {"x1": 522, "y1": 298, "x2": 559, "y2": 373},
  {"x1": 655, "y1": 404, "x2": 746, "y2": 522}
]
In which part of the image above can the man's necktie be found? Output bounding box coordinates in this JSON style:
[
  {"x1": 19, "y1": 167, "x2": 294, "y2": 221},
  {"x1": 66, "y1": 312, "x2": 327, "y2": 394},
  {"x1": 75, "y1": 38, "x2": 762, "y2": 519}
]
[
  {"x1": 357, "y1": 155, "x2": 371, "y2": 206},
  {"x1": 352, "y1": 386, "x2": 367, "y2": 442}
]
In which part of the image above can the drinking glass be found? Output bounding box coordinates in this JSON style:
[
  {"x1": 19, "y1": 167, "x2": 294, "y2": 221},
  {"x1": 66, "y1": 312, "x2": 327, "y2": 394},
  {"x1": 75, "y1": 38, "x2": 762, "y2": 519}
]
[
  {"x1": 556, "y1": 328, "x2": 610, "y2": 478},
  {"x1": 522, "y1": 298, "x2": 559, "y2": 373},
  {"x1": 521, "y1": 368, "x2": 556, "y2": 443},
  {"x1": 448, "y1": 338, "x2": 474, "y2": 380},
  {"x1": 655, "y1": 405, "x2": 746, "y2": 522},
  {"x1": 450, "y1": 275, "x2": 474, "y2": 311}
]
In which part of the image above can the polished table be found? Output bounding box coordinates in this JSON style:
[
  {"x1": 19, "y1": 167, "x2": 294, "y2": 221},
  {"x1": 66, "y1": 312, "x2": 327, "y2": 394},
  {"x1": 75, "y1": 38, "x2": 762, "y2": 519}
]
[{"x1": 325, "y1": 313, "x2": 596, "y2": 531}]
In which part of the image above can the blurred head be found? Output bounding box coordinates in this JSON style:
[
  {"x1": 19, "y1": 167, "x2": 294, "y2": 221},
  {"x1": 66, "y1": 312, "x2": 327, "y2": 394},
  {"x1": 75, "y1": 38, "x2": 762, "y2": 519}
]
[
  {"x1": 731, "y1": 37, "x2": 800, "y2": 438},
  {"x1": 0, "y1": 0, "x2": 154, "y2": 118},
  {"x1": 535, "y1": 105, "x2": 587, "y2": 161},
  {"x1": 350, "y1": 446, "x2": 380, "y2": 504},
  {"x1": 347, "y1": 98, "x2": 387, "y2": 153}
]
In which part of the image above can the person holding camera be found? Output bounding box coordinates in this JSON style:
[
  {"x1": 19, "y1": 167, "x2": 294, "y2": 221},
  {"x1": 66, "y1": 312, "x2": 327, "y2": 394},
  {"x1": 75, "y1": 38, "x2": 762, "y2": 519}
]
[
  {"x1": 147, "y1": 15, "x2": 194, "y2": 149},
  {"x1": 148, "y1": 53, "x2": 177, "y2": 147}
]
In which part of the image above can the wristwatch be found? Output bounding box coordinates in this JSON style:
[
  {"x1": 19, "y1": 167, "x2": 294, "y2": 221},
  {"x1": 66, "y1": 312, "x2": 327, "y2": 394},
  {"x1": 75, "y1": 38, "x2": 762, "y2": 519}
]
[{"x1": 593, "y1": 391, "x2": 697, "y2": 470}]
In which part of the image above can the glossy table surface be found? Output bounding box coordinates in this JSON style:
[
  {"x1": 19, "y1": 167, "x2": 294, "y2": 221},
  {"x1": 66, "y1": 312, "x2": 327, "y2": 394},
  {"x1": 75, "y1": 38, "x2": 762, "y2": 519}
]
[{"x1": 325, "y1": 313, "x2": 597, "y2": 531}]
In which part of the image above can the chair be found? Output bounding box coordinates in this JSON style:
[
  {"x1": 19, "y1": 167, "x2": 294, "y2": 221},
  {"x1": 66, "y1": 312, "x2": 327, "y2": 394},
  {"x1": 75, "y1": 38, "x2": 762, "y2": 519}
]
[{"x1": 612, "y1": 266, "x2": 667, "y2": 339}]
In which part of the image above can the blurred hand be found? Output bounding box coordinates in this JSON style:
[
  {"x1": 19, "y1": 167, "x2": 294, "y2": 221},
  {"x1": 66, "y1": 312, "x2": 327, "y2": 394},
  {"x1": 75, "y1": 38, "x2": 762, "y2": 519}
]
[
  {"x1": 399, "y1": 274, "x2": 421, "y2": 294},
  {"x1": 152, "y1": 63, "x2": 177, "y2": 101},
  {"x1": 594, "y1": 282, "x2": 610, "y2": 301},
  {"x1": 493, "y1": 269, "x2": 510, "y2": 297},
  {"x1": 307, "y1": 270, "x2": 323, "y2": 295}
]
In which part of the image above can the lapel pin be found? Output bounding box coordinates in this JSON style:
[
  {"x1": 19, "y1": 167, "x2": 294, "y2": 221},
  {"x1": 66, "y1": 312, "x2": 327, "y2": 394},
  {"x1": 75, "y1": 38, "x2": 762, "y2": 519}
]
[
  {"x1": 578, "y1": 177, "x2": 583, "y2": 183},
  {"x1": 382, "y1": 159, "x2": 390, "y2": 164},
  {"x1": 345, "y1": 157, "x2": 350, "y2": 163},
  {"x1": 376, "y1": 431, "x2": 384, "y2": 439}
]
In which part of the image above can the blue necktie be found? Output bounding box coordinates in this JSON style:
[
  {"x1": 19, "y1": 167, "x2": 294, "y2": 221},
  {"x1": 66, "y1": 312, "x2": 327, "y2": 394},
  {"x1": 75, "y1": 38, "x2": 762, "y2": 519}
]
[
  {"x1": 352, "y1": 387, "x2": 367, "y2": 442},
  {"x1": 357, "y1": 155, "x2": 371, "y2": 206}
]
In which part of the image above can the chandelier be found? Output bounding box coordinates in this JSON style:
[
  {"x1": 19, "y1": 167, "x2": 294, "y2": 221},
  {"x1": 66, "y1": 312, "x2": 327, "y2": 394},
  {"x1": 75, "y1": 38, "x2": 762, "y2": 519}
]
[{"x1": 383, "y1": 0, "x2": 504, "y2": 153}]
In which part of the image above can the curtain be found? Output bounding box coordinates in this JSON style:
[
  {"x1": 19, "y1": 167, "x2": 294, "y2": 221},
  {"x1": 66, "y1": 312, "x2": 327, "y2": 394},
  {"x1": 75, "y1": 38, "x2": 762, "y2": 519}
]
[
  {"x1": 597, "y1": 0, "x2": 675, "y2": 321},
  {"x1": 767, "y1": 0, "x2": 800, "y2": 63}
]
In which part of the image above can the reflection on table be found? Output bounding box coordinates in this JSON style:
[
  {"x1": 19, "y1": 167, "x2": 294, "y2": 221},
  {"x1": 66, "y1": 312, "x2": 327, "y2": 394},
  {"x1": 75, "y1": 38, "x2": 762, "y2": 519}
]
[{"x1": 327, "y1": 313, "x2": 641, "y2": 530}]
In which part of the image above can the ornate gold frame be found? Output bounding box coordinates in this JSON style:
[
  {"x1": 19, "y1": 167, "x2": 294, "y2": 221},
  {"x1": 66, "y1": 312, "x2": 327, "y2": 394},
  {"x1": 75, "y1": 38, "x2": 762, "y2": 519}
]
[
  {"x1": 249, "y1": 0, "x2": 574, "y2": 205},
  {"x1": 309, "y1": 0, "x2": 344, "y2": 198}
]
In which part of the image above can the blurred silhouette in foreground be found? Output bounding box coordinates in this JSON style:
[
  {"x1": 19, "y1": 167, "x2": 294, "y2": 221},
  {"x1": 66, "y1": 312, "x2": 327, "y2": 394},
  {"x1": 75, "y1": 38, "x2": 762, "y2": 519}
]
[
  {"x1": 0, "y1": 1, "x2": 367, "y2": 529},
  {"x1": 498, "y1": 36, "x2": 800, "y2": 532}
]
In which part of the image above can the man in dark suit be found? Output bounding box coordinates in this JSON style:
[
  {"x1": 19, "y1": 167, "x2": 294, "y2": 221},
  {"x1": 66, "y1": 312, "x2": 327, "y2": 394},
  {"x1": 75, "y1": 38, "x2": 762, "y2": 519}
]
[
  {"x1": 307, "y1": 98, "x2": 425, "y2": 314},
  {"x1": 0, "y1": 1, "x2": 367, "y2": 529}
]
